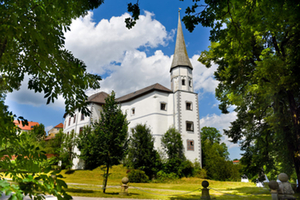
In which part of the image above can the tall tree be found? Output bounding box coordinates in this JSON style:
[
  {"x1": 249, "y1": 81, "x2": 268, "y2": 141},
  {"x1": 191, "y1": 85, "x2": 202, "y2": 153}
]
[
  {"x1": 1, "y1": 0, "x2": 104, "y2": 199},
  {"x1": 126, "y1": 124, "x2": 161, "y2": 179},
  {"x1": 161, "y1": 127, "x2": 186, "y2": 175},
  {"x1": 201, "y1": 127, "x2": 235, "y2": 180},
  {"x1": 77, "y1": 91, "x2": 128, "y2": 193},
  {"x1": 180, "y1": 0, "x2": 300, "y2": 188}
]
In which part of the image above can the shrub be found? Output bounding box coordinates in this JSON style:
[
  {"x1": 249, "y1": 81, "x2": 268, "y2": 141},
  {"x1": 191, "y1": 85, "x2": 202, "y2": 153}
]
[
  {"x1": 155, "y1": 170, "x2": 179, "y2": 182},
  {"x1": 193, "y1": 167, "x2": 207, "y2": 178},
  {"x1": 180, "y1": 160, "x2": 194, "y2": 177},
  {"x1": 127, "y1": 169, "x2": 149, "y2": 183}
]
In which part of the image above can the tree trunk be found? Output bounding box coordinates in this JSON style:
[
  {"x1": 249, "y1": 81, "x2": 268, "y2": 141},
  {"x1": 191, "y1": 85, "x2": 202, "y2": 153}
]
[
  {"x1": 287, "y1": 91, "x2": 300, "y2": 192},
  {"x1": 102, "y1": 164, "x2": 110, "y2": 193}
]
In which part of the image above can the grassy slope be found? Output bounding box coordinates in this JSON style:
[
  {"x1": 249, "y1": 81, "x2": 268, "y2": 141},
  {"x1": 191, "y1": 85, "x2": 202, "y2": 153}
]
[{"x1": 58, "y1": 165, "x2": 277, "y2": 199}]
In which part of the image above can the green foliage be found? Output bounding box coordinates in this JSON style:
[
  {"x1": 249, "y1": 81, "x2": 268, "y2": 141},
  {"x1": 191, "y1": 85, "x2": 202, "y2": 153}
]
[
  {"x1": 127, "y1": 169, "x2": 149, "y2": 183},
  {"x1": 182, "y1": 0, "x2": 300, "y2": 186},
  {"x1": 0, "y1": 0, "x2": 105, "y2": 198},
  {"x1": 185, "y1": 0, "x2": 300, "y2": 186},
  {"x1": 45, "y1": 130, "x2": 77, "y2": 170},
  {"x1": 77, "y1": 91, "x2": 128, "y2": 193},
  {"x1": 201, "y1": 127, "x2": 241, "y2": 181},
  {"x1": 19, "y1": 124, "x2": 46, "y2": 153},
  {"x1": 161, "y1": 127, "x2": 193, "y2": 178},
  {"x1": 154, "y1": 171, "x2": 179, "y2": 182},
  {"x1": 1, "y1": 0, "x2": 102, "y2": 116},
  {"x1": 161, "y1": 127, "x2": 185, "y2": 161},
  {"x1": 126, "y1": 124, "x2": 162, "y2": 179}
]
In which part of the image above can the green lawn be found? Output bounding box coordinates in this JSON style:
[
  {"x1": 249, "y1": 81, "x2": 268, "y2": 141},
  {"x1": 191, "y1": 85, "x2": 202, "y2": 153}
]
[{"x1": 57, "y1": 165, "x2": 292, "y2": 199}]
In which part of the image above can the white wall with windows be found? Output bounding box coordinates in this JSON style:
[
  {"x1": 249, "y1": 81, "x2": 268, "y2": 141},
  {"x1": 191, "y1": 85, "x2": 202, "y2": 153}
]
[{"x1": 120, "y1": 90, "x2": 174, "y2": 151}]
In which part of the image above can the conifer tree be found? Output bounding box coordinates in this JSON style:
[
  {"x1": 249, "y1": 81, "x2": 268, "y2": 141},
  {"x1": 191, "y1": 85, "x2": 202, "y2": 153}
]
[{"x1": 127, "y1": 124, "x2": 161, "y2": 179}]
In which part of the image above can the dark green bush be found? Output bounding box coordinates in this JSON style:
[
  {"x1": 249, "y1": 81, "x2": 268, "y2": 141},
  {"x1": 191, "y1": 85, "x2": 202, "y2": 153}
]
[
  {"x1": 127, "y1": 169, "x2": 149, "y2": 183},
  {"x1": 154, "y1": 170, "x2": 179, "y2": 182}
]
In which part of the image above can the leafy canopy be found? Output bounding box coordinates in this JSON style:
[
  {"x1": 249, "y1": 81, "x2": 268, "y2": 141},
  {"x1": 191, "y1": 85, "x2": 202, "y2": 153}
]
[
  {"x1": 182, "y1": 0, "x2": 300, "y2": 185},
  {"x1": 0, "y1": 0, "x2": 104, "y2": 199}
]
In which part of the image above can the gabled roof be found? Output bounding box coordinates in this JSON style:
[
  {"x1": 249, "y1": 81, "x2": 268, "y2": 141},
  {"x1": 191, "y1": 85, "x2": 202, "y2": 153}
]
[
  {"x1": 86, "y1": 91, "x2": 109, "y2": 105},
  {"x1": 116, "y1": 83, "x2": 172, "y2": 103},
  {"x1": 13, "y1": 120, "x2": 39, "y2": 131},
  {"x1": 170, "y1": 11, "x2": 193, "y2": 71},
  {"x1": 54, "y1": 123, "x2": 63, "y2": 128}
]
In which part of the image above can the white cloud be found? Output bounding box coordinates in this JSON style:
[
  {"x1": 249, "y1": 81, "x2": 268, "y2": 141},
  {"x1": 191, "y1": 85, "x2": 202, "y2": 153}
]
[
  {"x1": 191, "y1": 55, "x2": 218, "y2": 94},
  {"x1": 5, "y1": 75, "x2": 65, "y2": 109},
  {"x1": 64, "y1": 11, "x2": 173, "y2": 75},
  {"x1": 87, "y1": 50, "x2": 172, "y2": 97},
  {"x1": 6, "y1": 10, "x2": 218, "y2": 110},
  {"x1": 200, "y1": 112, "x2": 238, "y2": 149}
]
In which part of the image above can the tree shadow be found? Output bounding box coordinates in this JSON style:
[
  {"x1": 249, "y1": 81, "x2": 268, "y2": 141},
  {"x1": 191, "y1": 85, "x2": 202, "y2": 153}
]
[
  {"x1": 66, "y1": 188, "x2": 94, "y2": 194},
  {"x1": 65, "y1": 170, "x2": 76, "y2": 174},
  {"x1": 170, "y1": 194, "x2": 204, "y2": 200}
]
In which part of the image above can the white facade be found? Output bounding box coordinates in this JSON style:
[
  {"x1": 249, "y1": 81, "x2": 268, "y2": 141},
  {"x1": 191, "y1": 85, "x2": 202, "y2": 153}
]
[{"x1": 63, "y1": 13, "x2": 201, "y2": 169}]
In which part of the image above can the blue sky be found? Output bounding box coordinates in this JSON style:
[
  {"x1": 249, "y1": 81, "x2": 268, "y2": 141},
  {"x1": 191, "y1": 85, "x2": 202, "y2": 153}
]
[{"x1": 5, "y1": 0, "x2": 241, "y2": 160}]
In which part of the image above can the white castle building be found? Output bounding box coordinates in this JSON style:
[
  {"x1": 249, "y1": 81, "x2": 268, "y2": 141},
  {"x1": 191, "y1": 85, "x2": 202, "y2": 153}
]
[{"x1": 63, "y1": 12, "x2": 202, "y2": 169}]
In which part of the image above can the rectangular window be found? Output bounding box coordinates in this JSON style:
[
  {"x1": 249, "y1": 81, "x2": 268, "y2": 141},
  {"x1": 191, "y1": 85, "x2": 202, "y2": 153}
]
[
  {"x1": 189, "y1": 80, "x2": 192, "y2": 87},
  {"x1": 182, "y1": 79, "x2": 185, "y2": 85},
  {"x1": 79, "y1": 127, "x2": 84, "y2": 134},
  {"x1": 186, "y1": 102, "x2": 192, "y2": 110},
  {"x1": 131, "y1": 108, "x2": 135, "y2": 115},
  {"x1": 160, "y1": 103, "x2": 166, "y2": 111},
  {"x1": 187, "y1": 140, "x2": 194, "y2": 151},
  {"x1": 73, "y1": 114, "x2": 76, "y2": 123},
  {"x1": 81, "y1": 113, "x2": 85, "y2": 121},
  {"x1": 186, "y1": 121, "x2": 194, "y2": 132},
  {"x1": 68, "y1": 117, "x2": 71, "y2": 126}
]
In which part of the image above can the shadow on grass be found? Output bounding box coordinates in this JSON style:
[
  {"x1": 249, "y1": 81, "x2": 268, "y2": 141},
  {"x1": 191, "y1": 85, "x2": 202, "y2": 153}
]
[
  {"x1": 170, "y1": 194, "x2": 202, "y2": 200},
  {"x1": 66, "y1": 188, "x2": 141, "y2": 197},
  {"x1": 65, "y1": 170, "x2": 76, "y2": 174},
  {"x1": 66, "y1": 188, "x2": 94, "y2": 194},
  {"x1": 222, "y1": 186, "x2": 269, "y2": 194}
]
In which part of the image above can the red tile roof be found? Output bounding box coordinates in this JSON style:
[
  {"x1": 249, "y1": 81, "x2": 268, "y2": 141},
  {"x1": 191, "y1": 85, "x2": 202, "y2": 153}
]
[
  {"x1": 54, "y1": 123, "x2": 63, "y2": 128},
  {"x1": 13, "y1": 120, "x2": 39, "y2": 131}
]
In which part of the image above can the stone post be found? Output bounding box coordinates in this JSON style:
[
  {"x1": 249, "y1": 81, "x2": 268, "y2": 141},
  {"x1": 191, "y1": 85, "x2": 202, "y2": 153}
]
[
  {"x1": 119, "y1": 177, "x2": 129, "y2": 196},
  {"x1": 201, "y1": 180, "x2": 210, "y2": 199},
  {"x1": 269, "y1": 180, "x2": 279, "y2": 200}
]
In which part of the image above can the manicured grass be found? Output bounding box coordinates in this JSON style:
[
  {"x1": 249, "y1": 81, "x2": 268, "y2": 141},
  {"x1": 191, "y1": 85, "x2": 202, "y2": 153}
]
[{"x1": 58, "y1": 165, "x2": 284, "y2": 199}]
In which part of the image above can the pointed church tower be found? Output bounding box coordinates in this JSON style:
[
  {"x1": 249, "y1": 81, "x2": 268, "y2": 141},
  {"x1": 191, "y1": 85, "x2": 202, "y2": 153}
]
[
  {"x1": 171, "y1": 10, "x2": 201, "y2": 165},
  {"x1": 170, "y1": 10, "x2": 194, "y2": 92}
]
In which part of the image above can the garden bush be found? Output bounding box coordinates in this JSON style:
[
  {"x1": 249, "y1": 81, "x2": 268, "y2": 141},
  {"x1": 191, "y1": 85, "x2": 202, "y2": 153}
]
[{"x1": 127, "y1": 169, "x2": 149, "y2": 183}]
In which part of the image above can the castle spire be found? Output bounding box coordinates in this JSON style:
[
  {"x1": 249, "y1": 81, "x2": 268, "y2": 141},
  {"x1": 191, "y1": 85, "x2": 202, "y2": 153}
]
[{"x1": 170, "y1": 9, "x2": 193, "y2": 71}]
